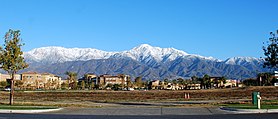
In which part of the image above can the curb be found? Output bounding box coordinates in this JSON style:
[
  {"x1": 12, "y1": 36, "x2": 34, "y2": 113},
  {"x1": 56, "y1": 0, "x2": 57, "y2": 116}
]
[
  {"x1": 220, "y1": 107, "x2": 278, "y2": 113},
  {"x1": 0, "y1": 108, "x2": 63, "y2": 113}
]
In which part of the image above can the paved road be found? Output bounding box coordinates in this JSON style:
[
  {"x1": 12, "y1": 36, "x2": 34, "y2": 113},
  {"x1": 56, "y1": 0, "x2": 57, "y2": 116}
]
[
  {"x1": 0, "y1": 107, "x2": 277, "y2": 119},
  {"x1": 0, "y1": 113, "x2": 277, "y2": 119},
  {"x1": 47, "y1": 107, "x2": 232, "y2": 115}
]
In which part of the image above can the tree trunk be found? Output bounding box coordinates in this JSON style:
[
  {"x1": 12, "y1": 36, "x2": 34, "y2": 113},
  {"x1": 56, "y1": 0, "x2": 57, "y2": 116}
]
[{"x1": 9, "y1": 73, "x2": 15, "y2": 105}]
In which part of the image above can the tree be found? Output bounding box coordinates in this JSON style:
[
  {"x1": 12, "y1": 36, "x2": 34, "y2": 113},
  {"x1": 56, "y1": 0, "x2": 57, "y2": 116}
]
[
  {"x1": 0, "y1": 81, "x2": 7, "y2": 88},
  {"x1": 126, "y1": 78, "x2": 133, "y2": 89},
  {"x1": 14, "y1": 80, "x2": 24, "y2": 90},
  {"x1": 81, "y1": 80, "x2": 85, "y2": 90},
  {"x1": 263, "y1": 30, "x2": 278, "y2": 70},
  {"x1": 197, "y1": 76, "x2": 205, "y2": 89},
  {"x1": 163, "y1": 78, "x2": 169, "y2": 85},
  {"x1": 257, "y1": 72, "x2": 272, "y2": 86},
  {"x1": 106, "y1": 83, "x2": 113, "y2": 89},
  {"x1": 177, "y1": 78, "x2": 184, "y2": 85},
  {"x1": 219, "y1": 77, "x2": 227, "y2": 88},
  {"x1": 65, "y1": 71, "x2": 77, "y2": 89},
  {"x1": 61, "y1": 82, "x2": 68, "y2": 90},
  {"x1": 90, "y1": 81, "x2": 95, "y2": 90},
  {"x1": 172, "y1": 79, "x2": 177, "y2": 85},
  {"x1": 112, "y1": 84, "x2": 121, "y2": 91},
  {"x1": 134, "y1": 76, "x2": 143, "y2": 88},
  {"x1": 203, "y1": 74, "x2": 211, "y2": 89},
  {"x1": 0, "y1": 29, "x2": 28, "y2": 105},
  {"x1": 243, "y1": 78, "x2": 257, "y2": 86}
]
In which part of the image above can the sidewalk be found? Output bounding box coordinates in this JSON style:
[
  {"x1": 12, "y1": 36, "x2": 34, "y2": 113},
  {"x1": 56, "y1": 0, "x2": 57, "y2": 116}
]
[
  {"x1": 220, "y1": 107, "x2": 278, "y2": 114},
  {"x1": 0, "y1": 108, "x2": 63, "y2": 113},
  {"x1": 1, "y1": 106, "x2": 277, "y2": 115}
]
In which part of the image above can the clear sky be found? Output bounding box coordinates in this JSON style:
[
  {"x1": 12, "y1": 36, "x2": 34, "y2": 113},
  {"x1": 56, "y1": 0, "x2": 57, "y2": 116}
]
[{"x1": 0, "y1": 0, "x2": 277, "y2": 60}]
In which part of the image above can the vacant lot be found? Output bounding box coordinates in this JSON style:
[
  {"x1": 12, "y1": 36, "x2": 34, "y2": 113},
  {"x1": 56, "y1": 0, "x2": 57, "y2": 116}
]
[{"x1": 0, "y1": 86, "x2": 277, "y2": 107}]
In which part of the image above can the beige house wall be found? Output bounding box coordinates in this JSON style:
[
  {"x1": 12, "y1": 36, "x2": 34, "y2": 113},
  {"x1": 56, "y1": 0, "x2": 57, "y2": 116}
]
[
  {"x1": 98, "y1": 74, "x2": 129, "y2": 87},
  {"x1": 20, "y1": 72, "x2": 61, "y2": 90},
  {"x1": 0, "y1": 73, "x2": 10, "y2": 82}
]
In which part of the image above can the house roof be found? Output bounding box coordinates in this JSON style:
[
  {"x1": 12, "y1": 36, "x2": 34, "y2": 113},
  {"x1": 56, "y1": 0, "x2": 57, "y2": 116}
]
[
  {"x1": 21, "y1": 71, "x2": 39, "y2": 74},
  {"x1": 41, "y1": 73, "x2": 55, "y2": 76}
]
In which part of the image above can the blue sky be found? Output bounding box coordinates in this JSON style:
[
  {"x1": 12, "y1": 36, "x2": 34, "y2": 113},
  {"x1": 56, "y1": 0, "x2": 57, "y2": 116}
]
[{"x1": 0, "y1": 0, "x2": 277, "y2": 60}]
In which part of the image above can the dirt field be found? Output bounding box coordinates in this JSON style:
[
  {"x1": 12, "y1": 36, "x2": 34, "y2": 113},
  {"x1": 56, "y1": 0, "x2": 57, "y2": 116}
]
[{"x1": 0, "y1": 86, "x2": 277, "y2": 107}]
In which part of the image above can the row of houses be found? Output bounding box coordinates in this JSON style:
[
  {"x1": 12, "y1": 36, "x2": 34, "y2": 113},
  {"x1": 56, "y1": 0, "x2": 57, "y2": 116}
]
[
  {"x1": 81, "y1": 74, "x2": 130, "y2": 89},
  {"x1": 0, "y1": 72, "x2": 61, "y2": 90},
  {"x1": 0, "y1": 71, "x2": 240, "y2": 90},
  {"x1": 0, "y1": 72, "x2": 130, "y2": 90},
  {"x1": 149, "y1": 78, "x2": 239, "y2": 90}
]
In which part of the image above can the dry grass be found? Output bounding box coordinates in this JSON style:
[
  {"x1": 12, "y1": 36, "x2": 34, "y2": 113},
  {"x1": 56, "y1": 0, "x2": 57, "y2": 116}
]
[{"x1": 0, "y1": 86, "x2": 277, "y2": 107}]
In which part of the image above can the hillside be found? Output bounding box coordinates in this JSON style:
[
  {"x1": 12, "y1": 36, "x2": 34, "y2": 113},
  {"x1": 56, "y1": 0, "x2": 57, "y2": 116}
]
[{"x1": 22, "y1": 44, "x2": 266, "y2": 80}]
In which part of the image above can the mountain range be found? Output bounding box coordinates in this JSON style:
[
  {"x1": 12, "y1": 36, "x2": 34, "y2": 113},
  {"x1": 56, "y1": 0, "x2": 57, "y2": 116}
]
[{"x1": 21, "y1": 44, "x2": 266, "y2": 80}]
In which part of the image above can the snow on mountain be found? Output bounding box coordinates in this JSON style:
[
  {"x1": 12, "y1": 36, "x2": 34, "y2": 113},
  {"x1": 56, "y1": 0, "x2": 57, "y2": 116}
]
[
  {"x1": 24, "y1": 46, "x2": 116, "y2": 64},
  {"x1": 115, "y1": 44, "x2": 190, "y2": 62},
  {"x1": 24, "y1": 44, "x2": 244, "y2": 65},
  {"x1": 22, "y1": 44, "x2": 265, "y2": 79},
  {"x1": 224, "y1": 57, "x2": 263, "y2": 65}
]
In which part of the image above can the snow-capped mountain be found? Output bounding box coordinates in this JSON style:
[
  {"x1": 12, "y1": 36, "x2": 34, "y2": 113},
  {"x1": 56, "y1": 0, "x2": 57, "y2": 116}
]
[
  {"x1": 22, "y1": 44, "x2": 266, "y2": 80},
  {"x1": 224, "y1": 57, "x2": 263, "y2": 66},
  {"x1": 24, "y1": 44, "x2": 218, "y2": 64},
  {"x1": 24, "y1": 46, "x2": 116, "y2": 64},
  {"x1": 115, "y1": 44, "x2": 189, "y2": 62}
]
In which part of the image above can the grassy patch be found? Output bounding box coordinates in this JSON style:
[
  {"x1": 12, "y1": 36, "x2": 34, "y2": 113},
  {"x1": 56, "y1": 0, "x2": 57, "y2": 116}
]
[{"x1": 0, "y1": 105, "x2": 58, "y2": 110}]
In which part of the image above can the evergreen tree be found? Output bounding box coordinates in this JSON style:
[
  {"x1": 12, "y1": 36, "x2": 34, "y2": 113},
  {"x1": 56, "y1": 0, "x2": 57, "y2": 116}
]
[
  {"x1": 263, "y1": 30, "x2": 278, "y2": 70},
  {"x1": 0, "y1": 29, "x2": 28, "y2": 105},
  {"x1": 257, "y1": 72, "x2": 272, "y2": 86}
]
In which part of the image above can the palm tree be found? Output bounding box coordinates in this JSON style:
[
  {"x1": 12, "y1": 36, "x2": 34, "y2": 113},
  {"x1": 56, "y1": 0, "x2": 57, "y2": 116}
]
[
  {"x1": 65, "y1": 71, "x2": 77, "y2": 89},
  {"x1": 197, "y1": 77, "x2": 204, "y2": 89},
  {"x1": 219, "y1": 76, "x2": 227, "y2": 88},
  {"x1": 203, "y1": 74, "x2": 210, "y2": 89}
]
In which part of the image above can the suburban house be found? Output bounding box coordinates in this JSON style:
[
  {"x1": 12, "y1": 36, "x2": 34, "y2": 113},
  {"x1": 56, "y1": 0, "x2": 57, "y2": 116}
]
[
  {"x1": 0, "y1": 73, "x2": 21, "y2": 81},
  {"x1": 186, "y1": 83, "x2": 201, "y2": 90},
  {"x1": 224, "y1": 79, "x2": 237, "y2": 88},
  {"x1": 20, "y1": 72, "x2": 61, "y2": 90},
  {"x1": 163, "y1": 82, "x2": 184, "y2": 90},
  {"x1": 0, "y1": 73, "x2": 10, "y2": 82},
  {"x1": 41, "y1": 73, "x2": 62, "y2": 89},
  {"x1": 84, "y1": 73, "x2": 98, "y2": 84},
  {"x1": 209, "y1": 77, "x2": 224, "y2": 88},
  {"x1": 150, "y1": 80, "x2": 162, "y2": 89},
  {"x1": 0, "y1": 73, "x2": 21, "y2": 89},
  {"x1": 21, "y1": 72, "x2": 42, "y2": 89},
  {"x1": 98, "y1": 74, "x2": 130, "y2": 88}
]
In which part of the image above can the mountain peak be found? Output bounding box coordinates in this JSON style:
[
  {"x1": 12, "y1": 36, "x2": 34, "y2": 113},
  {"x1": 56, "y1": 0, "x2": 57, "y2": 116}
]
[
  {"x1": 24, "y1": 44, "x2": 231, "y2": 64},
  {"x1": 224, "y1": 56, "x2": 262, "y2": 65},
  {"x1": 22, "y1": 44, "x2": 265, "y2": 80},
  {"x1": 137, "y1": 44, "x2": 153, "y2": 48},
  {"x1": 128, "y1": 44, "x2": 191, "y2": 62},
  {"x1": 132, "y1": 44, "x2": 158, "y2": 52}
]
